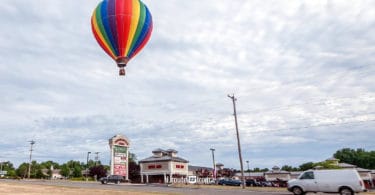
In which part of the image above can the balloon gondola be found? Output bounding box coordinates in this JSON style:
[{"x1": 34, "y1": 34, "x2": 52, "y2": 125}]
[{"x1": 91, "y1": 0, "x2": 153, "y2": 76}]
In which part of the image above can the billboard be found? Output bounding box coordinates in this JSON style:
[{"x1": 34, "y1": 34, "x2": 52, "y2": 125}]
[{"x1": 109, "y1": 135, "x2": 130, "y2": 179}]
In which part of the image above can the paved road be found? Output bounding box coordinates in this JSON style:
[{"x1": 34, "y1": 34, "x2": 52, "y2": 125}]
[{"x1": 2, "y1": 180, "x2": 291, "y2": 195}]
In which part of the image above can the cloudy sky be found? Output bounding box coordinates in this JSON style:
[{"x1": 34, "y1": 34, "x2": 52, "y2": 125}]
[{"x1": 0, "y1": 0, "x2": 374, "y2": 170}]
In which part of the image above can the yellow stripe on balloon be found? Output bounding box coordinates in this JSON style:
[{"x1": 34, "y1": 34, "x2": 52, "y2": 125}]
[
  {"x1": 125, "y1": 0, "x2": 140, "y2": 56},
  {"x1": 92, "y1": 14, "x2": 116, "y2": 59}
]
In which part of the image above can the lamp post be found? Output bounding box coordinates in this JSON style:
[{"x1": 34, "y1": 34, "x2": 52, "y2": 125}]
[
  {"x1": 210, "y1": 148, "x2": 216, "y2": 181},
  {"x1": 86, "y1": 152, "x2": 91, "y2": 181}
]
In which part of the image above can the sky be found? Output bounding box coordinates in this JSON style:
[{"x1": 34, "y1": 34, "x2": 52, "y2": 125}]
[{"x1": 0, "y1": 0, "x2": 374, "y2": 170}]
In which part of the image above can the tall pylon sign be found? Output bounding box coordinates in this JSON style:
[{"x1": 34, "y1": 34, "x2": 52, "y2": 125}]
[{"x1": 109, "y1": 135, "x2": 130, "y2": 180}]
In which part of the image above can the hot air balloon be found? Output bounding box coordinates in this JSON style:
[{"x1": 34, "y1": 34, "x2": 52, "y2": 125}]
[{"x1": 91, "y1": 0, "x2": 153, "y2": 76}]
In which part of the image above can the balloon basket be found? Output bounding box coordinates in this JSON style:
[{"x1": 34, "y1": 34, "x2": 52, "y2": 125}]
[{"x1": 119, "y1": 68, "x2": 126, "y2": 76}]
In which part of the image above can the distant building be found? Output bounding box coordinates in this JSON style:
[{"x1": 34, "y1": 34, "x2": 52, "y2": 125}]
[
  {"x1": 139, "y1": 149, "x2": 189, "y2": 183},
  {"x1": 41, "y1": 166, "x2": 63, "y2": 180},
  {"x1": 325, "y1": 157, "x2": 356, "y2": 168},
  {"x1": 188, "y1": 165, "x2": 213, "y2": 178},
  {"x1": 234, "y1": 172, "x2": 264, "y2": 180},
  {"x1": 264, "y1": 166, "x2": 290, "y2": 186}
]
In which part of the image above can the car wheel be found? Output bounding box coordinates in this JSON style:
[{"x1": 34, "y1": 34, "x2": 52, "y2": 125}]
[
  {"x1": 340, "y1": 187, "x2": 353, "y2": 195},
  {"x1": 101, "y1": 181, "x2": 105, "y2": 184},
  {"x1": 292, "y1": 187, "x2": 304, "y2": 195},
  {"x1": 116, "y1": 180, "x2": 120, "y2": 184}
]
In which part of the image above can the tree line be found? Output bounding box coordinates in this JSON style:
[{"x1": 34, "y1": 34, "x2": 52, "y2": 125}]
[
  {"x1": 281, "y1": 148, "x2": 375, "y2": 171},
  {"x1": 248, "y1": 148, "x2": 375, "y2": 172},
  {"x1": 1, "y1": 148, "x2": 374, "y2": 180},
  {"x1": 0, "y1": 153, "x2": 140, "y2": 182}
]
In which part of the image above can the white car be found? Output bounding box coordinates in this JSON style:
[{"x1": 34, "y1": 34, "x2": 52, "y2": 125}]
[{"x1": 287, "y1": 169, "x2": 366, "y2": 195}]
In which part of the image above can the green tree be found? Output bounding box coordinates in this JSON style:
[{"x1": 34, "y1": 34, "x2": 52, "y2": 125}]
[
  {"x1": 1, "y1": 161, "x2": 16, "y2": 177},
  {"x1": 299, "y1": 162, "x2": 314, "y2": 171},
  {"x1": 40, "y1": 161, "x2": 60, "y2": 170},
  {"x1": 66, "y1": 160, "x2": 83, "y2": 177},
  {"x1": 7, "y1": 169, "x2": 17, "y2": 177},
  {"x1": 128, "y1": 160, "x2": 140, "y2": 182},
  {"x1": 127, "y1": 153, "x2": 140, "y2": 182},
  {"x1": 36, "y1": 168, "x2": 46, "y2": 179},
  {"x1": 16, "y1": 163, "x2": 28, "y2": 178},
  {"x1": 334, "y1": 148, "x2": 375, "y2": 169},
  {"x1": 281, "y1": 165, "x2": 295, "y2": 172},
  {"x1": 60, "y1": 164, "x2": 70, "y2": 178},
  {"x1": 1, "y1": 161, "x2": 14, "y2": 170},
  {"x1": 89, "y1": 165, "x2": 107, "y2": 179},
  {"x1": 30, "y1": 161, "x2": 43, "y2": 178},
  {"x1": 72, "y1": 166, "x2": 82, "y2": 177},
  {"x1": 313, "y1": 161, "x2": 340, "y2": 169},
  {"x1": 87, "y1": 159, "x2": 96, "y2": 169},
  {"x1": 129, "y1": 153, "x2": 137, "y2": 162}
]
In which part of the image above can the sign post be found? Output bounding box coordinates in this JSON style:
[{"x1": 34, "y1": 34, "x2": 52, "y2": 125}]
[{"x1": 109, "y1": 135, "x2": 130, "y2": 181}]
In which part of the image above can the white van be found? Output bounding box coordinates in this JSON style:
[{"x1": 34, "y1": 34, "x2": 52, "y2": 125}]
[{"x1": 287, "y1": 169, "x2": 366, "y2": 195}]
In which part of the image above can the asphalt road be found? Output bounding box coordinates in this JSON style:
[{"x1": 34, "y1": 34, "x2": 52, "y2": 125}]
[{"x1": 1, "y1": 179, "x2": 291, "y2": 195}]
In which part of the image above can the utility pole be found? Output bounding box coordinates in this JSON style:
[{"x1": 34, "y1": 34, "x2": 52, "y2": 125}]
[
  {"x1": 228, "y1": 94, "x2": 245, "y2": 189},
  {"x1": 94, "y1": 152, "x2": 100, "y2": 166},
  {"x1": 86, "y1": 152, "x2": 91, "y2": 181},
  {"x1": 0, "y1": 156, "x2": 3, "y2": 174},
  {"x1": 246, "y1": 160, "x2": 250, "y2": 177},
  {"x1": 210, "y1": 148, "x2": 216, "y2": 181},
  {"x1": 28, "y1": 140, "x2": 35, "y2": 179}
]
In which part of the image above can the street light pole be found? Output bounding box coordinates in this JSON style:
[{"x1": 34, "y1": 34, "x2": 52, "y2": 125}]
[
  {"x1": 210, "y1": 148, "x2": 216, "y2": 181},
  {"x1": 228, "y1": 94, "x2": 245, "y2": 189},
  {"x1": 86, "y1": 152, "x2": 91, "y2": 181}
]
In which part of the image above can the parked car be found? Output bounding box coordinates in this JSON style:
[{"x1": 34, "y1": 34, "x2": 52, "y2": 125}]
[
  {"x1": 287, "y1": 169, "x2": 366, "y2": 195},
  {"x1": 218, "y1": 178, "x2": 242, "y2": 186},
  {"x1": 99, "y1": 175, "x2": 124, "y2": 184},
  {"x1": 246, "y1": 179, "x2": 261, "y2": 186},
  {"x1": 260, "y1": 181, "x2": 274, "y2": 187}
]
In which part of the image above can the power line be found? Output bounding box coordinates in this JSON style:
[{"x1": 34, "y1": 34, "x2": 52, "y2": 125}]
[
  {"x1": 246, "y1": 118, "x2": 375, "y2": 134},
  {"x1": 241, "y1": 96, "x2": 375, "y2": 115}
]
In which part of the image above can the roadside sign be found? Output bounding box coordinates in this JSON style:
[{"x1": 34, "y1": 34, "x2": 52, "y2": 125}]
[{"x1": 187, "y1": 175, "x2": 197, "y2": 184}]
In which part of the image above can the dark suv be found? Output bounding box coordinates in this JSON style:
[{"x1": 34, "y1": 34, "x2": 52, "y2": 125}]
[
  {"x1": 99, "y1": 175, "x2": 124, "y2": 184},
  {"x1": 246, "y1": 179, "x2": 261, "y2": 186}
]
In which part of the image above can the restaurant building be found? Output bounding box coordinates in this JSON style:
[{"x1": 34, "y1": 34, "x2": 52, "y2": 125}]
[{"x1": 139, "y1": 149, "x2": 189, "y2": 183}]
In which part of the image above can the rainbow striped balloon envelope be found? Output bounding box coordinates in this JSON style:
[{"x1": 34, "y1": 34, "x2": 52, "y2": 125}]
[{"x1": 91, "y1": 0, "x2": 153, "y2": 76}]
